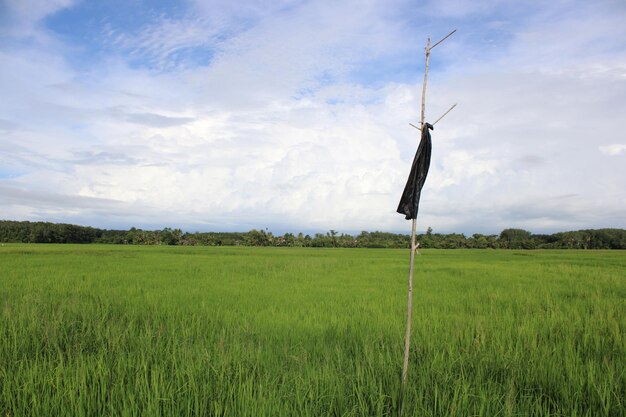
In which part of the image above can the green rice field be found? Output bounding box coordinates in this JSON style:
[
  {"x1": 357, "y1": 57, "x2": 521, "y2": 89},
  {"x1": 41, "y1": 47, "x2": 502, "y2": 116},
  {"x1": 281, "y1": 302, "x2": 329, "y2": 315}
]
[{"x1": 1, "y1": 245, "x2": 624, "y2": 416}]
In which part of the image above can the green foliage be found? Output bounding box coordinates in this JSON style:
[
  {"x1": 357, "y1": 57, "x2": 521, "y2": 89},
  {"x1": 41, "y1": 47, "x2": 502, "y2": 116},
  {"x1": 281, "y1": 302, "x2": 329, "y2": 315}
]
[
  {"x1": 1, "y1": 220, "x2": 625, "y2": 249},
  {"x1": 499, "y1": 228, "x2": 532, "y2": 249},
  {"x1": 0, "y1": 220, "x2": 100, "y2": 243},
  {"x1": 0, "y1": 246, "x2": 624, "y2": 416}
]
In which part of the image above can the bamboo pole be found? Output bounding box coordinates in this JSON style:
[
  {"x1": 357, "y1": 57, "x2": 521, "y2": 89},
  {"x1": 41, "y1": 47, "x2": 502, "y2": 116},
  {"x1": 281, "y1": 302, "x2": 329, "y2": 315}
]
[
  {"x1": 401, "y1": 33, "x2": 430, "y2": 389},
  {"x1": 400, "y1": 30, "x2": 455, "y2": 416}
]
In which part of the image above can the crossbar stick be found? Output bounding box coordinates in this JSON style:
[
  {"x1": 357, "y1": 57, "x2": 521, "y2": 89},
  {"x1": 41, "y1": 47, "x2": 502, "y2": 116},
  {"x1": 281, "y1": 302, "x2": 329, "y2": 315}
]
[
  {"x1": 432, "y1": 103, "x2": 457, "y2": 126},
  {"x1": 408, "y1": 103, "x2": 456, "y2": 131},
  {"x1": 430, "y1": 29, "x2": 456, "y2": 50}
]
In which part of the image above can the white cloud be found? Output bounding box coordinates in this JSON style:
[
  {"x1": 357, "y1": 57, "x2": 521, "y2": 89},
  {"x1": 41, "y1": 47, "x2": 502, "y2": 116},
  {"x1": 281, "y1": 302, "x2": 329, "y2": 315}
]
[
  {"x1": 599, "y1": 144, "x2": 626, "y2": 156},
  {"x1": 102, "y1": 16, "x2": 221, "y2": 70},
  {"x1": 1, "y1": 0, "x2": 625, "y2": 234}
]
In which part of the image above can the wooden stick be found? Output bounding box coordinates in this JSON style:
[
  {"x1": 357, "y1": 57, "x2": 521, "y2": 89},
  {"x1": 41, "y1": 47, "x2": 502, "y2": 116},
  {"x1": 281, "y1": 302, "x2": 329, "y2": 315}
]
[
  {"x1": 400, "y1": 29, "x2": 455, "y2": 416},
  {"x1": 432, "y1": 103, "x2": 457, "y2": 126},
  {"x1": 419, "y1": 37, "x2": 430, "y2": 129},
  {"x1": 409, "y1": 103, "x2": 456, "y2": 131},
  {"x1": 400, "y1": 34, "x2": 430, "y2": 417},
  {"x1": 430, "y1": 29, "x2": 456, "y2": 50},
  {"x1": 402, "y1": 34, "x2": 430, "y2": 379}
]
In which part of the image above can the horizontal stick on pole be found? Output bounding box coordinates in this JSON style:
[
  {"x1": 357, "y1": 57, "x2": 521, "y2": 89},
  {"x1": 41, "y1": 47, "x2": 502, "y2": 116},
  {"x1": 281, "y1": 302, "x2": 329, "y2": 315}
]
[
  {"x1": 430, "y1": 29, "x2": 456, "y2": 50},
  {"x1": 409, "y1": 102, "x2": 456, "y2": 131},
  {"x1": 432, "y1": 103, "x2": 457, "y2": 126}
]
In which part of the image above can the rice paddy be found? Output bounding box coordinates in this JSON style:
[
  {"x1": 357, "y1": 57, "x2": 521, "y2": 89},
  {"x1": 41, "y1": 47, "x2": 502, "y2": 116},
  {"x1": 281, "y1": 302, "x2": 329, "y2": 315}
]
[{"x1": 1, "y1": 245, "x2": 624, "y2": 416}]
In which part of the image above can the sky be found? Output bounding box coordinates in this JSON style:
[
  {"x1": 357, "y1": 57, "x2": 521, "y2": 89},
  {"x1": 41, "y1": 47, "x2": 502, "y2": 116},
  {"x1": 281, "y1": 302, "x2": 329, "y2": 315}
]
[{"x1": 1, "y1": 0, "x2": 625, "y2": 235}]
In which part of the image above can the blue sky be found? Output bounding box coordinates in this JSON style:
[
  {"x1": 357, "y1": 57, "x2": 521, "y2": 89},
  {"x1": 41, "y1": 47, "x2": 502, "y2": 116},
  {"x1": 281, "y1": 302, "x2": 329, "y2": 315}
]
[{"x1": 1, "y1": 0, "x2": 625, "y2": 234}]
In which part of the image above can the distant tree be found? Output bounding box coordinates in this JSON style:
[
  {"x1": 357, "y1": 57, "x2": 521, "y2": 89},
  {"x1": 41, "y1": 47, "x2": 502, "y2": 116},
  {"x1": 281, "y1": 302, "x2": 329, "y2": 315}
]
[
  {"x1": 355, "y1": 231, "x2": 370, "y2": 248},
  {"x1": 470, "y1": 233, "x2": 489, "y2": 249},
  {"x1": 159, "y1": 228, "x2": 182, "y2": 245},
  {"x1": 245, "y1": 229, "x2": 270, "y2": 246},
  {"x1": 443, "y1": 233, "x2": 467, "y2": 249},
  {"x1": 312, "y1": 233, "x2": 330, "y2": 247},
  {"x1": 328, "y1": 230, "x2": 338, "y2": 247},
  {"x1": 281, "y1": 233, "x2": 296, "y2": 247},
  {"x1": 338, "y1": 233, "x2": 357, "y2": 248},
  {"x1": 499, "y1": 228, "x2": 532, "y2": 249},
  {"x1": 1, "y1": 220, "x2": 625, "y2": 249}
]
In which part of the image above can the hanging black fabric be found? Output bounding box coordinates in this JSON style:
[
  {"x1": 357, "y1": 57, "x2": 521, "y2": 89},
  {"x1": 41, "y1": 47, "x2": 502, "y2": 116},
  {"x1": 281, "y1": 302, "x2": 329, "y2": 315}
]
[{"x1": 397, "y1": 123, "x2": 433, "y2": 220}]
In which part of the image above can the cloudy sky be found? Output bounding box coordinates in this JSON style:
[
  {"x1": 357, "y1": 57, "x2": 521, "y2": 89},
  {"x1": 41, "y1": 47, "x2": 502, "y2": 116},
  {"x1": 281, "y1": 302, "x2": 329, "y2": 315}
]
[{"x1": 1, "y1": 0, "x2": 625, "y2": 235}]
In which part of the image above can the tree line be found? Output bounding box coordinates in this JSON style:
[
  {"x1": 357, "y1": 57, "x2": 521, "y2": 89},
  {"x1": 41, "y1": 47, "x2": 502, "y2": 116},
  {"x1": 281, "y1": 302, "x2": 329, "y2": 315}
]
[{"x1": 1, "y1": 221, "x2": 624, "y2": 249}]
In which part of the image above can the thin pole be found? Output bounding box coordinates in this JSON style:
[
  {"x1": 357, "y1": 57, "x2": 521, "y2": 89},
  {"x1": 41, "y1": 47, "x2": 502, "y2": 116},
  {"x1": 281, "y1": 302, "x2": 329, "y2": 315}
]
[
  {"x1": 399, "y1": 30, "x2": 455, "y2": 416},
  {"x1": 420, "y1": 37, "x2": 431, "y2": 130},
  {"x1": 400, "y1": 34, "x2": 431, "y2": 414}
]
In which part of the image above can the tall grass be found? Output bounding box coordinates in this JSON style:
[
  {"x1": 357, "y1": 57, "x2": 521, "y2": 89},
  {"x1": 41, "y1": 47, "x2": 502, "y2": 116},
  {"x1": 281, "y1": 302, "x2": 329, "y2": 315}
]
[{"x1": 1, "y1": 245, "x2": 624, "y2": 416}]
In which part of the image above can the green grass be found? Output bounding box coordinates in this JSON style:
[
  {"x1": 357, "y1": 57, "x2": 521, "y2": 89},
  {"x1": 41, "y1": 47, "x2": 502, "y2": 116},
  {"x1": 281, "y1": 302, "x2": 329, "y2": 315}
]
[{"x1": 1, "y1": 245, "x2": 624, "y2": 416}]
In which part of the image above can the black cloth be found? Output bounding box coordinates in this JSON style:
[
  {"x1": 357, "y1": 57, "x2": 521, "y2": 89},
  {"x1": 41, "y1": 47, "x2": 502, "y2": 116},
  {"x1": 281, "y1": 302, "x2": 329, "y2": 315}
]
[{"x1": 397, "y1": 123, "x2": 433, "y2": 220}]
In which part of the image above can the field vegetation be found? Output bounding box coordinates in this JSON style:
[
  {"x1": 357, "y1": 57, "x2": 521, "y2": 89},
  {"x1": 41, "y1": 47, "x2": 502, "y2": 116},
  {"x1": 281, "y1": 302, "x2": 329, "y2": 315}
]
[{"x1": 1, "y1": 245, "x2": 624, "y2": 416}]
